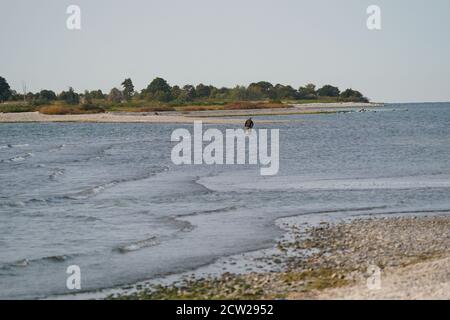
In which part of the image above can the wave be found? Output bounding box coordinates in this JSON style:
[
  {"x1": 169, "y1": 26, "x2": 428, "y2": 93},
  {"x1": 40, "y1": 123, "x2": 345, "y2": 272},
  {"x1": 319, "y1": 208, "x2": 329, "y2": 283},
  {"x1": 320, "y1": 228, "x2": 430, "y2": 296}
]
[
  {"x1": 49, "y1": 144, "x2": 65, "y2": 152},
  {"x1": 10, "y1": 156, "x2": 26, "y2": 162},
  {"x1": 66, "y1": 182, "x2": 118, "y2": 200},
  {"x1": 276, "y1": 205, "x2": 390, "y2": 220},
  {"x1": 49, "y1": 168, "x2": 65, "y2": 180},
  {"x1": 163, "y1": 216, "x2": 196, "y2": 232},
  {"x1": 66, "y1": 214, "x2": 101, "y2": 222},
  {"x1": 193, "y1": 175, "x2": 217, "y2": 194},
  {"x1": 2, "y1": 165, "x2": 171, "y2": 209},
  {"x1": 180, "y1": 206, "x2": 238, "y2": 218},
  {"x1": 0, "y1": 200, "x2": 26, "y2": 208},
  {"x1": 0, "y1": 144, "x2": 29, "y2": 149},
  {"x1": 2, "y1": 254, "x2": 72, "y2": 270},
  {"x1": 358, "y1": 208, "x2": 450, "y2": 217},
  {"x1": 114, "y1": 236, "x2": 160, "y2": 253},
  {"x1": 22, "y1": 183, "x2": 119, "y2": 203},
  {"x1": 58, "y1": 167, "x2": 170, "y2": 200},
  {"x1": 158, "y1": 206, "x2": 239, "y2": 236},
  {"x1": 42, "y1": 255, "x2": 70, "y2": 262},
  {"x1": 304, "y1": 205, "x2": 388, "y2": 215},
  {"x1": 67, "y1": 144, "x2": 114, "y2": 164},
  {"x1": 2, "y1": 152, "x2": 34, "y2": 163}
]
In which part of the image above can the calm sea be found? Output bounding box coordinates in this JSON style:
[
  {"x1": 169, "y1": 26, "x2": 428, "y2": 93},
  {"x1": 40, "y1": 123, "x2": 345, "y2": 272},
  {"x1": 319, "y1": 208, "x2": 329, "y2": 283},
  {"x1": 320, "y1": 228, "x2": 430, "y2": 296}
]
[{"x1": 1, "y1": 103, "x2": 449, "y2": 299}]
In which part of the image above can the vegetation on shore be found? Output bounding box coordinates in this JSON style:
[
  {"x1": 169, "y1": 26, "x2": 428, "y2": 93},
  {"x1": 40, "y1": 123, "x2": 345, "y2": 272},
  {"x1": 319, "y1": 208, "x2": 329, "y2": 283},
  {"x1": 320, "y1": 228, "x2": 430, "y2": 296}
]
[
  {"x1": 110, "y1": 268, "x2": 349, "y2": 300},
  {"x1": 0, "y1": 76, "x2": 369, "y2": 115}
]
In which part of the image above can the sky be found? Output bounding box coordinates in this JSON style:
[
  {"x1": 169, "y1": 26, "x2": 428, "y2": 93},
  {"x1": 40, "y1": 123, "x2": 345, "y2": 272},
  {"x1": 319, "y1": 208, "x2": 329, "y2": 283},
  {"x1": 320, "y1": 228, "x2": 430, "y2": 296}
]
[{"x1": 1, "y1": 0, "x2": 450, "y2": 103}]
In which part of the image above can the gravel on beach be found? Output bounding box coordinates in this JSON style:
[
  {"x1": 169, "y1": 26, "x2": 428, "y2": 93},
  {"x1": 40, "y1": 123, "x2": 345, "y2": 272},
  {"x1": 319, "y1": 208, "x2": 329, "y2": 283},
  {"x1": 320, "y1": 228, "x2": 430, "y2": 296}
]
[{"x1": 110, "y1": 215, "x2": 450, "y2": 300}]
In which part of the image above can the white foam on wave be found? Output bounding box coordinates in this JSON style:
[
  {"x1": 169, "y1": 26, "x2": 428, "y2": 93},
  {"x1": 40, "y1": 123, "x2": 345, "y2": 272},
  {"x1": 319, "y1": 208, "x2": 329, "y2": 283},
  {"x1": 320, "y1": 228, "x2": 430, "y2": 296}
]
[
  {"x1": 10, "y1": 156, "x2": 25, "y2": 162},
  {"x1": 115, "y1": 236, "x2": 160, "y2": 253},
  {"x1": 5, "y1": 255, "x2": 71, "y2": 269},
  {"x1": 1, "y1": 144, "x2": 30, "y2": 149},
  {"x1": 49, "y1": 168, "x2": 65, "y2": 180},
  {"x1": 8, "y1": 153, "x2": 33, "y2": 162},
  {"x1": 50, "y1": 144, "x2": 65, "y2": 151}
]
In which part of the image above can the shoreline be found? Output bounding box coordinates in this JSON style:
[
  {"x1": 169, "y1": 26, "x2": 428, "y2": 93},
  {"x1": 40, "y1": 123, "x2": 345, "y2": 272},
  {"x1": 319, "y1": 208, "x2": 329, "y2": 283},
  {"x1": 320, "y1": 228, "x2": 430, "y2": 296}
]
[
  {"x1": 103, "y1": 214, "x2": 449, "y2": 300},
  {"x1": 56, "y1": 212, "x2": 449, "y2": 300},
  {"x1": 0, "y1": 102, "x2": 382, "y2": 124}
]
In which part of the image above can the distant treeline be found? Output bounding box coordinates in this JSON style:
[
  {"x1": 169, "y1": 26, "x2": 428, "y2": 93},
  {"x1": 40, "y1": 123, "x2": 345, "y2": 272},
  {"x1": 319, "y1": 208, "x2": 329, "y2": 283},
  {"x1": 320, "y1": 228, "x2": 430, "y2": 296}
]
[{"x1": 0, "y1": 76, "x2": 369, "y2": 106}]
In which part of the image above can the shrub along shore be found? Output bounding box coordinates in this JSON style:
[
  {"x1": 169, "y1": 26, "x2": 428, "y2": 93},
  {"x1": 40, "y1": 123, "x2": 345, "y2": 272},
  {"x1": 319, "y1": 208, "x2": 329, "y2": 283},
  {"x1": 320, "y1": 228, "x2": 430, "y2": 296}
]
[{"x1": 0, "y1": 76, "x2": 370, "y2": 115}]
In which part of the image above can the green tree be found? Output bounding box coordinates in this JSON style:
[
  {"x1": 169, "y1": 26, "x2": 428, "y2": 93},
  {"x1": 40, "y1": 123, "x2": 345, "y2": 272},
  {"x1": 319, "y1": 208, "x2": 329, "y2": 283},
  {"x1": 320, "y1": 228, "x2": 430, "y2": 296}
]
[
  {"x1": 273, "y1": 84, "x2": 297, "y2": 100},
  {"x1": 230, "y1": 85, "x2": 248, "y2": 100},
  {"x1": 0, "y1": 76, "x2": 11, "y2": 102},
  {"x1": 38, "y1": 90, "x2": 57, "y2": 102},
  {"x1": 82, "y1": 90, "x2": 93, "y2": 104},
  {"x1": 121, "y1": 78, "x2": 134, "y2": 101},
  {"x1": 195, "y1": 83, "x2": 211, "y2": 98},
  {"x1": 340, "y1": 89, "x2": 368, "y2": 102},
  {"x1": 59, "y1": 87, "x2": 79, "y2": 105},
  {"x1": 298, "y1": 83, "x2": 317, "y2": 99},
  {"x1": 170, "y1": 85, "x2": 182, "y2": 100},
  {"x1": 108, "y1": 88, "x2": 123, "y2": 103},
  {"x1": 317, "y1": 85, "x2": 340, "y2": 97},
  {"x1": 90, "y1": 90, "x2": 105, "y2": 99},
  {"x1": 26, "y1": 92, "x2": 36, "y2": 103},
  {"x1": 248, "y1": 81, "x2": 273, "y2": 95},
  {"x1": 182, "y1": 85, "x2": 197, "y2": 101},
  {"x1": 246, "y1": 85, "x2": 264, "y2": 100},
  {"x1": 209, "y1": 86, "x2": 227, "y2": 99},
  {"x1": 247, "y1": 81, "x2": 274, "y2": 99},
  {"x1": 145, "y1": 77, "x2": 172, "y2": 102},
  {"x1": 146, "y1": 77, "x2": 171, "y2": 94},
  {"x1": 33, "y1": 89, "x2": 57, "y2": 105},
  {"x1": 9, "y1": 90, "x2": 23, "y2": 101}
]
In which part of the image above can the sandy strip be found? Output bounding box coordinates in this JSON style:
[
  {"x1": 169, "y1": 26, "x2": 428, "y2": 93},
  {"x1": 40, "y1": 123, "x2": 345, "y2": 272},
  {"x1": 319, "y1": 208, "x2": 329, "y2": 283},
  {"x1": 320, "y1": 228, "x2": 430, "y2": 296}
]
[
  {"x1": 0, "y1": 103, "x2": 382, "y2": 123},
  {"x1": 0, "y1": 112, "x2": 287, "y2": 124}
]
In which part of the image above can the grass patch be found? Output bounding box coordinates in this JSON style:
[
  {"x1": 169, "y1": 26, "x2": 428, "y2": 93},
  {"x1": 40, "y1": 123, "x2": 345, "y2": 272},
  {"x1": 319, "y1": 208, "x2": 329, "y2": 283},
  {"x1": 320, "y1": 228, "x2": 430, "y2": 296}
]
[
  {"x1": 110, "y1": 267, "x2": 350, "y2": 300},
  {"x1": 399, "y1": 253, "x2": 445, "y2": 268},
  {"x1": 110, "y1": 276, "x2": 265, "y2": 300},
  {"x1": 135, "y1": 105, "x2": 176, "y2": 112},
  {"x1": 284, "y1": 98, "x2": 339, "y2": 104},
  {"x1": 39, "y1": 103, "x2": 105, "y2": 115},
  {"x1": 0, "y1": 103, "x2": 36, "y2": 113},
  {"x1": 106, "y1": 101, "x2": 175, "y2": 112},
  {"x1": 177, "y1": 101, "x2": 292, "y2": 112},
  {"x1": 224, "y1": 102, "x2": 291, "y2": 110},
  {"x1": 280, "y1": 269, "x2": 349, "y2": 292}
]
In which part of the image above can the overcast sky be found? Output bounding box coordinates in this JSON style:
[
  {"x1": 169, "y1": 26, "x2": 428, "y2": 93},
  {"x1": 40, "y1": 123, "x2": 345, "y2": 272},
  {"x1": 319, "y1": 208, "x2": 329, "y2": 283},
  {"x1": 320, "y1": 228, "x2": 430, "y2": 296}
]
[{"x1": 1, "y1": 0, "x2": 449, "y2": 102}]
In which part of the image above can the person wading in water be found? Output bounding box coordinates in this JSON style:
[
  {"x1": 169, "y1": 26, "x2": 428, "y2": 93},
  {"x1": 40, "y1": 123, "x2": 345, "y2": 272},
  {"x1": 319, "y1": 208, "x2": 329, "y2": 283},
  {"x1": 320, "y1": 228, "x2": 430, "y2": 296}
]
[{"x1": 245, "y1": 118, "x2": 254, "y2": 129}]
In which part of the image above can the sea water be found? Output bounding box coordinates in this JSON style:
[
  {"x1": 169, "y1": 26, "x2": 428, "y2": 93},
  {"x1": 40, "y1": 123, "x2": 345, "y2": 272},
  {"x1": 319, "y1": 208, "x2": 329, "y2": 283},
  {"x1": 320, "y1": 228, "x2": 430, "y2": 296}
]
[{"x1": 1, "y1": 103, "x2": 449, "y2": 299}]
